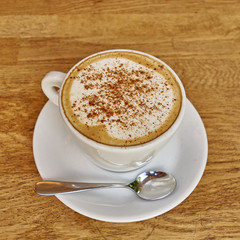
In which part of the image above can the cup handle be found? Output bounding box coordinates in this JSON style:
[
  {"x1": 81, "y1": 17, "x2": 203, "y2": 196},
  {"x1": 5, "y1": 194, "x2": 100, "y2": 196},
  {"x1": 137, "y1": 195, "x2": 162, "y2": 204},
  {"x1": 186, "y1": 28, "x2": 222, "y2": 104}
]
[{"x1": 41, "y1": 71, "x2": 67, "y2": 106}]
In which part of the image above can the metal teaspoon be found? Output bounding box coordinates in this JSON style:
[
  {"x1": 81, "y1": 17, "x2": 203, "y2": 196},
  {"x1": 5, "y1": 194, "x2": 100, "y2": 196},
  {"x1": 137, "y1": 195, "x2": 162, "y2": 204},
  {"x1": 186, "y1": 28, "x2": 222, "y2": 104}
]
[{"x1": 35, "y1": 171, "x2": 176, "y2": 200}]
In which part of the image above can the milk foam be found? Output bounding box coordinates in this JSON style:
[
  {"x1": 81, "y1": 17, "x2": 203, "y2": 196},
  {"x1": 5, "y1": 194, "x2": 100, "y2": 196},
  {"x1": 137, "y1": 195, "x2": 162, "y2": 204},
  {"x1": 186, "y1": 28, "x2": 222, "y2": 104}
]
[{"x1": 69, "y1": 57, "x2": 176, "y2": 141}]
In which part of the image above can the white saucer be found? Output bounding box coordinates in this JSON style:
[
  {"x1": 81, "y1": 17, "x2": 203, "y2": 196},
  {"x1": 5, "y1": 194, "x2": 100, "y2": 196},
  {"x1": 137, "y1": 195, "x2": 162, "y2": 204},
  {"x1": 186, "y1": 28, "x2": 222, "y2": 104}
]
[{"x1": 33, "y1": 99, "x2": 208, "y2": 223}]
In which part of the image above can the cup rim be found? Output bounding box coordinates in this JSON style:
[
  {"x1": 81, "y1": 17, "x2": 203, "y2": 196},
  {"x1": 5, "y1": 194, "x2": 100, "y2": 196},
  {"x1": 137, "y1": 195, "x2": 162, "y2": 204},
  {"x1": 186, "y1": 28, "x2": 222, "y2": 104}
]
[{"x1": 59, "y1": 49, "x2": 186, "y2": 151}]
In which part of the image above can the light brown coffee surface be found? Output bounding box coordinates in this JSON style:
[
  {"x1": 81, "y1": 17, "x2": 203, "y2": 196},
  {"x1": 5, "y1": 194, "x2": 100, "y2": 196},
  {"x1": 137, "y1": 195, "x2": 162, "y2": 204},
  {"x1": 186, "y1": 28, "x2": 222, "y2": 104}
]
[{"x1": 61, "y1": 51, "x2": 182, "y2": 146}]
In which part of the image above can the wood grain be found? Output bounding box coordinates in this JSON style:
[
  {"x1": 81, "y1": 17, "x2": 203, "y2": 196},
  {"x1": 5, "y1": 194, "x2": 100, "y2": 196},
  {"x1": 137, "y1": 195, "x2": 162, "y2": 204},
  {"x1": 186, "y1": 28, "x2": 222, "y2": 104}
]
[{"x1": 1, "y1": 0, "x2": 240, "y2": 239}]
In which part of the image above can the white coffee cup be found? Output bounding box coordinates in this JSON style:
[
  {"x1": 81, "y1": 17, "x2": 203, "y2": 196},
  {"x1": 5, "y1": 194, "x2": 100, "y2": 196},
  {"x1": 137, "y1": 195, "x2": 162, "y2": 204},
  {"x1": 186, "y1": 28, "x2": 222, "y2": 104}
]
[{"x1": 41, "y1": 49, "x2": 186, "y2": 172}]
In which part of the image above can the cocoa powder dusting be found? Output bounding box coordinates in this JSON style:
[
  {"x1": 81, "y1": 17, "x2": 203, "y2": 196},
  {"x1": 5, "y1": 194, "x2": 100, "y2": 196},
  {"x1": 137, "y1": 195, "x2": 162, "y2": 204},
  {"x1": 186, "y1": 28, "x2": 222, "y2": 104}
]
[{"x1": 69, "y1": 57, "x2": 175, "y2": 140}]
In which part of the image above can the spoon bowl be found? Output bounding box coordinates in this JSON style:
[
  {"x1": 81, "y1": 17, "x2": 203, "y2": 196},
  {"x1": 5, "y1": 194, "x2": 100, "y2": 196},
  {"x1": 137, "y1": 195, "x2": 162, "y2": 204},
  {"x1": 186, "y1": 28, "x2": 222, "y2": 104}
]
[
  {"x1": 131, "y1": 171, "x2": 176, "y2": 200},
  {"x1": 35, "y1": 171, "x2": 176, "y2": 200}
]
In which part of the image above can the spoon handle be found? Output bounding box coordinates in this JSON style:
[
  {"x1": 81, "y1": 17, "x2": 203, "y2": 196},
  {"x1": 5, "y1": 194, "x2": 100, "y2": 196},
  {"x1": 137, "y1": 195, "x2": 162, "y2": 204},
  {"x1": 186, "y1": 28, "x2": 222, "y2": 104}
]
[{"x1": 35, "y1": 181, "x2": 126, "y2": 195}]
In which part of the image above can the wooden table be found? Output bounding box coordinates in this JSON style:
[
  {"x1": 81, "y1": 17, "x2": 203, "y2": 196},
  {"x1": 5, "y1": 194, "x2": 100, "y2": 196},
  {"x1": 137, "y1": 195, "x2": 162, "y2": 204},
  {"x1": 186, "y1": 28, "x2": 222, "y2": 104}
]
[{"x1": 1, "y1": 1, "x2": 240, "y2": 239}]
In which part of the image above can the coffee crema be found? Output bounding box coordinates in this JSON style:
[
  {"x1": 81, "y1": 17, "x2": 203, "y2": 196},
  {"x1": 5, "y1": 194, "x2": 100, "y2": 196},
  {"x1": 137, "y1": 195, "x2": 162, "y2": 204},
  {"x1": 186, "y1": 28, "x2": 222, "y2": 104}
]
[{"x1": 61, "y1": 51, "x2": 182, "y2": 146}]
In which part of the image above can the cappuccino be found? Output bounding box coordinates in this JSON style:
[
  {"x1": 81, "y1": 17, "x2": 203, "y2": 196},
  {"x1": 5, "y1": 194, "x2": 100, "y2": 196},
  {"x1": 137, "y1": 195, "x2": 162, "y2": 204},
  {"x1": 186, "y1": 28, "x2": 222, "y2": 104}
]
[{"x1": 61, "y1": 51, "x2": 182, "y2": 146}]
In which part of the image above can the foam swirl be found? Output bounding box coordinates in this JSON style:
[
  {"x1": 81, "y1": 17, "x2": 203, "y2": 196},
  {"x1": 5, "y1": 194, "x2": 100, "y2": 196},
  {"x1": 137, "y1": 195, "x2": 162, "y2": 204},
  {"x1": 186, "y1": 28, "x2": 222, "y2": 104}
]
[{"x1": 69, "y1": 57, "x2": 176, "y2": 141}]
